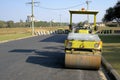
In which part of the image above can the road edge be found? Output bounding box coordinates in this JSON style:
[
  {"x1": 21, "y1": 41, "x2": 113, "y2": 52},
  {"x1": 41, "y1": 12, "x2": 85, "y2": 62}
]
[{"x1": 102, "y1": 56, "x2": 120, "y2": 80}]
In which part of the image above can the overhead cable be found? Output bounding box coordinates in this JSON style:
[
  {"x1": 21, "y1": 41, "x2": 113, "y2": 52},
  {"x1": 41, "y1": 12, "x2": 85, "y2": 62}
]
[{"x1": 39, "y1": 2, "x2": 86, "y2": 10}]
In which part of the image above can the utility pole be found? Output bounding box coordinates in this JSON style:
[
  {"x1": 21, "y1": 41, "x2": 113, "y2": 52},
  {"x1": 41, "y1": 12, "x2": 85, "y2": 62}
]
[
  {"x1": 26, "y1": 0, "x2": 39, "y2": 35},
  {"x1": 86, "y1": 0, "x2": 91, "y2": 24}
]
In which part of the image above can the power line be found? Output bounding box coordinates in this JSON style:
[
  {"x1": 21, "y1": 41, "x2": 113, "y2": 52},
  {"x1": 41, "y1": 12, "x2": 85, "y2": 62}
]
[{"x1": 39, "y1": 2, "x2": 86, "y2": 10}]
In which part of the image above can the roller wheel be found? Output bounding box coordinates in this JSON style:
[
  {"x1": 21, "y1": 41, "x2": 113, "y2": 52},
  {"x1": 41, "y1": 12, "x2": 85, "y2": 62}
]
[{"x1": 65, "y1": 53, "x2": 101, "y2": 70}]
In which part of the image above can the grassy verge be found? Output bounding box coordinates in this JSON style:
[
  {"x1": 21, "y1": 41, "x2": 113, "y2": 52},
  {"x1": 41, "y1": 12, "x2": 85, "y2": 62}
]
[
  {"x1": 99, "y1": 35, "x2": 120, "y2": 74},
  {"x1": 0, "y1": 33, "x2": 32, "y2": 42},
  {"x1": 0, "y1": 27, "x2": 69, "y2": 42}
]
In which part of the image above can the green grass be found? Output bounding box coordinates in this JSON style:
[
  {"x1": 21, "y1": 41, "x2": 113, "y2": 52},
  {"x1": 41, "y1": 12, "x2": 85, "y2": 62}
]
[
  {"x1": 99, "y1": 35, "x2": 120, "y2": 43},
  {"x1": 0, "y1": 33, "x2": 32, "y2": 42},
  {"x1": 99, "y1": 35, "x2": 120, "y2": 74}
]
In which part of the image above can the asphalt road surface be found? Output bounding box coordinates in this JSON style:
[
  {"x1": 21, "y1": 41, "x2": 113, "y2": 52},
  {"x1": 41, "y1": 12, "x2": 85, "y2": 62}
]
[{"x1": 0, "y1": 34, "x2": 103, "y2": 80}]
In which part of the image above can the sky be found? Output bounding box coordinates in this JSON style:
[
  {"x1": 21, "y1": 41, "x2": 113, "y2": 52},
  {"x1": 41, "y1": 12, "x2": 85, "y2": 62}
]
[{"x1": 0, "y1": 0, "x2": 118, "y2": 23}]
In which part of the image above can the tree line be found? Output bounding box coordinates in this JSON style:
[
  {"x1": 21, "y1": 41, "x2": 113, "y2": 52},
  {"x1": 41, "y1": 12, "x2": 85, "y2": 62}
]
[
  {"x1": 103, "y1": 1, "x2": 120, "y2": 27},
  {"x1": 0, "y1": 20, "x2": 68, "y2": 28}
]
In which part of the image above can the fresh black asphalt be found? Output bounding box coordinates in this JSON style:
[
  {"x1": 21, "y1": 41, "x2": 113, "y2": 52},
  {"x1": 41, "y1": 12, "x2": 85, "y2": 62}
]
[{"x1": 0, "y1": 34, "x2": 101, "y2": 80}]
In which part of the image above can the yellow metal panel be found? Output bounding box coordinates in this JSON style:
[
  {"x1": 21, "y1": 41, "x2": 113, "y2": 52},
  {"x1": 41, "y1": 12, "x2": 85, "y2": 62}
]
[
  {"x1": 71, "y1": 40, "x2": 102, "y2": 49},
  {"x1": 72, "y1": 41, "x2": 83, "y2": 48},
  {"x1": 72, "y1": 40, "x2": 95, "y2": 49},
  {"x1": 78, "y1": 30, "x2": 89, "y2": 34},
  {"x1": 94, "y1": 14, "x2": 96, "y2": 27},
  {"x1": 65, "y1": 40, "x2": 102, "y2": 50},
  {"x1": 84, "y1": 41, "x2": 96, "y2": 48},
  {"x1": 70, "y1": 13, "x2": 72, "y2": 26}
]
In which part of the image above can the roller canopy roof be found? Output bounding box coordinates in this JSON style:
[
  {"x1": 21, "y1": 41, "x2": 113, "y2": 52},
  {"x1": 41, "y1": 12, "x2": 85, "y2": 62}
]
[{"x1": 69, "y1": 10, "x2": 98, "y2": 15}]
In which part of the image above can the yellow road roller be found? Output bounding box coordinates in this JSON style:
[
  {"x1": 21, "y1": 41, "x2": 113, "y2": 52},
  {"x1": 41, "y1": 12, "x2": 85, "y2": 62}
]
[{"x1": 65, "y1": 10, "x2": 103, "y2": 69}]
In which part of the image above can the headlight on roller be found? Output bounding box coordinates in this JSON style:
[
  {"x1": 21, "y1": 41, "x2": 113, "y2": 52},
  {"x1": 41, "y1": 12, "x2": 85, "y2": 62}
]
[
  {"x1": 67, "y1": 42, "x2": 72, "y2": 48},
  {"x1": 94, "y1": 43, "x2": 99, "y2": 48}
]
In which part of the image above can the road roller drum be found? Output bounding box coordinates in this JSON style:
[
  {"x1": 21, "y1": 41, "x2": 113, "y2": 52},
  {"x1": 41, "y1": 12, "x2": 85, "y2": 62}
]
[{"x1": 65, "y1": 53, "x2": 101, "y2": 69}]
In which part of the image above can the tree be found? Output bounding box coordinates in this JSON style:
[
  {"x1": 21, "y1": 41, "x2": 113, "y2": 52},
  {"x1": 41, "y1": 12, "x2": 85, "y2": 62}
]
[
  {"x1": 7, "y1": 20, "x2": 14, "y2": 28},
  {"x1": 114, "y1": 2, "x2": 120, "y2": 25},
  {"x1": 103, "y1": 1, "x2": 120, "y2": 26},
  {"x1": 0, "y1": 20, "x2": 7, "y2": 28}
]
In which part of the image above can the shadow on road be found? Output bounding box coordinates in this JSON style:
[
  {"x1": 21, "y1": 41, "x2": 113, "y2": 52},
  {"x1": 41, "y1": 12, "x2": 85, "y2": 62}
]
[
  {"x1": 40, "y1": 34, "x2": 67, "y2": 43},
  {"x1": 10, "y1": 49, "x2": 35, "y2": 53},
  {"x1": 9, "y1": 34, "x2": 67, "y2": 69},
  {"x1": 9, "y1": 49, "x2": 65, "y2": 69},
  {"x1": 26, "y1": 50, "x2": 65, "y2": 68}
]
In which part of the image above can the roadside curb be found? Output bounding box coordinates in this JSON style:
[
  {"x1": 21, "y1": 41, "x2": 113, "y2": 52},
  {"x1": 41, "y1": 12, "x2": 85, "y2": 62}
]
[
  {"x1": 102, "y1": 56, "x2": 120, "y2": 80},
  {"x1": 0, "y1": 35, "x2": 36, "y2": 44}
]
